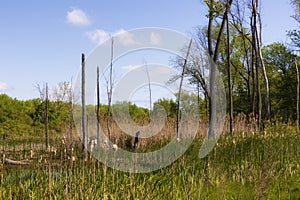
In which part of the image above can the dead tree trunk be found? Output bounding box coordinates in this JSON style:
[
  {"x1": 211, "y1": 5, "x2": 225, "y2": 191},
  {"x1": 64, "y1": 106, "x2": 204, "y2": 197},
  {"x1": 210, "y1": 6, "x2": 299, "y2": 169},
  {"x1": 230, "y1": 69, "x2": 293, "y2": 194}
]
[
  {"x1": 251, "y1": 0, "x2": 262, "y2": 130},
  {"x1": 296, "y1": 60, "x2": 299, "y2": 131},
  {"x1": 69, "y1": 79, "x2": 73, "y2": 144},
  {"x1": 106, "y1": 37, "x2": 114, "y2": 141},
  {"x1": 45, "y1": 83, "x2": 49, "y2": 150},
  {"x1": 256, "y1": 10, "x2": 270, "y2": 121},
  {"x1": 145, "y1": 61, "x2": 152, "y2": 110},
  {"x1": 176, "y1": 39, "x2": 192, "y2": 139},
  {"x1": 81, "y1": 53, "x2": 87, "y2": 158},
  {"x1": 226, "y1": 16, "x2": 233, "y2": 135},
  {"x1": 97, "y1": 66, "x2": 100, "y2": 145}
]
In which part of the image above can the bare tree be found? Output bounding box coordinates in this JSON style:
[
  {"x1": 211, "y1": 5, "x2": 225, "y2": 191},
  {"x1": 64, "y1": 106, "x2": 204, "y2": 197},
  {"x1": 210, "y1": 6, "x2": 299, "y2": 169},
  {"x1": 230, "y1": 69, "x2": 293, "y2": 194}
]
[
  {"x1": 106, "y1": 37, "x2": 114, "y2": 141},
  {"x1": 36, "y1": 82, "x2": 47, "y2": 100},
  {"x1": 291, "y1": 0, "x2": 300, "y2": 23},
  {"x1": 81, "y1": 53, "x2": 87, "y2": 158},
  {"x1": 250, "y1": 0, "x2": 262, "y2": 130},
  {"x1": 296, "y1": 59, "x2": 299, "y2": 131},
  {"x1": 256, "y1": 5, "x2": 270, "y2": 121},
  {"x1": 68, "y1": 78, "x2": 73, "y2": 143},
  {"x1": 176, "y1": 39, "x2": 193, "y2": 139},
  {"x1": 35, "y1": 82, "x2": 49, "y2": 150},
  {"x1": 97, "y1": 66, "x2": 100, "y2": 145},
  {"x1": 144, "y1": 60, "x2": 152, "y2": 110},
  {"x1": 226, "y1": 14, "x2": 233, "y2": 135},
  {"x1": 52, "y1": 81, "x2": 72, "y2": 103},
  {"x1": 45, "y1": 83, "x2": 49, "y2": 149}
]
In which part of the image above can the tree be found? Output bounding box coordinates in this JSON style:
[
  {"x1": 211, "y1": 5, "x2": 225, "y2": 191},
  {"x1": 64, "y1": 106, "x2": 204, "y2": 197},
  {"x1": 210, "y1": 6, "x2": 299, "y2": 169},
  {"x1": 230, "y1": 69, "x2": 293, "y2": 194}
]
[
  {"x1": 36, "y1": 82, "x2": 49, "y2": 149},
  {"x1": 289, "y1": 0, "x2": 300, "y2": 128},
  {"x1": 176, "y1": 39, "x2": 192, "y2": 138},
  {"x1": 262, "y1": 43, "x2": 297, "y2": 122},
  {"x1": 291, "y1": 0, "x2": 300, "y2": 23},
  {"x1": 253, "y1": 0, "x2": 270, "y2": 122},
  {"x1": 287, "y1": 0, "x2": 300, "y2": 50},
  {"x1": 226, "y1": 12, "x2": 233, "y2": 134},
  {"x1": 81, "y1": 53, "x2": 87, "y2": 158},
  {"x1": 106, "y1": 37, "x2": 114, "y2": 141},
  {"x1": 97, "y1": 66, "x2": 100, "y2": 145},
  {"x1": 0, "y1": 94, "x2": 34, "y2": 137},
  {"x1": 296, "y1": 60, "x2": 299, "y2": 130},
  {"x1": 230, "y1": 0, "x2": 255, "y2": 115},
  {"x1": 45, "y1": 83, "x2": 49, "y2": 149},
  {"x1": 153, "y1": 99, "x2": 177, "y2": 119},
  {"x1": 205, "y1": 0, "x2": 233, "y2": 136}
]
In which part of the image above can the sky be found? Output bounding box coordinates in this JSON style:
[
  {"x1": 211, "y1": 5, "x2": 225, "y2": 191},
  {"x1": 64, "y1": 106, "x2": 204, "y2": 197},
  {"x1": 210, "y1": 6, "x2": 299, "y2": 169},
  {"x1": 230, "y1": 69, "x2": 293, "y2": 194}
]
[{"x1": 0, "y1": 0, "x2": 298, "y2": 105}]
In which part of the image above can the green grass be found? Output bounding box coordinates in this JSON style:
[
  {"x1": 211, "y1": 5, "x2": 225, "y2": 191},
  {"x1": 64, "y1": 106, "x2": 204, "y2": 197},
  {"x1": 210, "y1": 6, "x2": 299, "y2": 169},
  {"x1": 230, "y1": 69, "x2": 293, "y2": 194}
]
[{"x1": 1, "y1": 130, "x2": 300, "y2": 199}]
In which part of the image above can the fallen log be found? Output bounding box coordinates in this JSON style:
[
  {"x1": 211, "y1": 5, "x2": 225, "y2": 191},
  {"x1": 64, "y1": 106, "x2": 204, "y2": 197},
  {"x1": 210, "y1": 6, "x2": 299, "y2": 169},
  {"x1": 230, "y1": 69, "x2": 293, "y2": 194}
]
[{"x1": 3, "y1": 158, "x2": 29, "y2": 165}]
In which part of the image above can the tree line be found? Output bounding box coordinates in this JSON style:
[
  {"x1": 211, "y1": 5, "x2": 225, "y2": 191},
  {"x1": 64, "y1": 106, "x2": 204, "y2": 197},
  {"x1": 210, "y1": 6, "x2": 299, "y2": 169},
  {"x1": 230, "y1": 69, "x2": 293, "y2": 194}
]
[
  {"x1": 0, "y1": 92, "x2": 199, "y2": 138},
  {"x1": 173, "y1": 0, "x2": 300, "y2": 132}
]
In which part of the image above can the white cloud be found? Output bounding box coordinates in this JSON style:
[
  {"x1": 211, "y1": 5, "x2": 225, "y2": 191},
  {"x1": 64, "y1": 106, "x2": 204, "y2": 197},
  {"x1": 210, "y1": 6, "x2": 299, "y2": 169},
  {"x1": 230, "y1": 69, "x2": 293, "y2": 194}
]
[
  {"x1": 0, "y1": 82, "x2": 12, "y2": 91},
  {"x1": 150, "y1": 32, "x2": 161, "y2": 45},
  {"x1": 115, "y1": 29, "x2": 138, "y2": 46},
  {"x1": 85, "y1": 29, "x2": 110, "y2": 45},
  {"x1": 66, "y1": 8, "x2": 91, "y2": 27},
  {"x1": 86, "y1": 29, "x2": 138, "y2": 46}
]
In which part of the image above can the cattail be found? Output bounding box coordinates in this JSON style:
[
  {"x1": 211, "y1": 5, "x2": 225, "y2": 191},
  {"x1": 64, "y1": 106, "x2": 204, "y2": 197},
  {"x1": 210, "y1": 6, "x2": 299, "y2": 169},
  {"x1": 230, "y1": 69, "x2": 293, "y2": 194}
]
[
  {"x1": 30, "y1": 149, "x2": 34, "y2": 158},
  {"x1": 112, "y1": 144, "x2": 118, "y2": 151},
  {"x1": 233, "y1": 139, "x2": 236, "y2": 145},
  {"x1": 38, "y1": 156, "x2": 43, "y2": 163}
]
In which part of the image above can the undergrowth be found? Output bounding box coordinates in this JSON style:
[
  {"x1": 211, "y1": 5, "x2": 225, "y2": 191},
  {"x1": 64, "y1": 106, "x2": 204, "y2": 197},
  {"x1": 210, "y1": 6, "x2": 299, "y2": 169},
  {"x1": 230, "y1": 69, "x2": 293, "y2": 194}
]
[{"x1": 0, "y1": 129, "x2": 300, "y2": 199}]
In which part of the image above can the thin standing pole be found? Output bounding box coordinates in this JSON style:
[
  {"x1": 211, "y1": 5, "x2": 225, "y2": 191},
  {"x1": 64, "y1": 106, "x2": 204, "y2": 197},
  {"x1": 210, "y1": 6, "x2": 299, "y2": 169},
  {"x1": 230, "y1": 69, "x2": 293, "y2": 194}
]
[
  {"x1": 82, "y1": 53, "x2": 87, "y2": 158},
  {"x1": 145, "y1": 61, "x2": 152, "y2": 110},
  {"x1": 69, "y1": 78, "x2": 73, "y2": 143},
  {"x1": 176, "y1": 39, "x2": 192, "y2": 139},
  {"x1": 107, "y1": 37, "x2": 114, "y2": 141},
  {"x1": 45, "y1": 82, "x2": 49, "y2": 150},
  {"x1": 97, "y1": 66, "x2": 100, "y2": 145},
  {"x1": 296, "y1": 59, "x2": 299, "y2": 131}
]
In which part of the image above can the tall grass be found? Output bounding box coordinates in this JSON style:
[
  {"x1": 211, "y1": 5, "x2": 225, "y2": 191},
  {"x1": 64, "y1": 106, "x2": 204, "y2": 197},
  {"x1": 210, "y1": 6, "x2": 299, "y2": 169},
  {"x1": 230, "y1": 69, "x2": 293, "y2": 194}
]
[{"x1": 1, "y1": 126, "x2": 300, "y2": 199}]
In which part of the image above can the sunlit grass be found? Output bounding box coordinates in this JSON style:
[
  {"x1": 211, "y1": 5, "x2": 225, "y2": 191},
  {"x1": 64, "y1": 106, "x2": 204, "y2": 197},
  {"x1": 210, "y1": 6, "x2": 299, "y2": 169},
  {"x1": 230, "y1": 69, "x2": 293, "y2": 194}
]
[{"x1": 1, "y1": 128, "x2": 300, "y2": 199}]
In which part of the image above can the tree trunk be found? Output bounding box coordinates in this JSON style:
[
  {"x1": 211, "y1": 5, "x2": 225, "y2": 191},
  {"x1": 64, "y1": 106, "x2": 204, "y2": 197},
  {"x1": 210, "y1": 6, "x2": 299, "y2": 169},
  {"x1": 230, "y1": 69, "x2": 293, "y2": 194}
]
[
  {"x1": 97, "y1": 66, "x2": 100, "y2": 145},
  {"x1": 296, "y1": 60, "x2": 299, "y2": 131},
  {"x1": 251, "y1": 0, "x2": 262, "y2": 130},
  {"x1": 69, "y1": 79, "x2": 73, "y2": 144},
  {"x1": 82, "y1": 53, "x2": 87, "y2": 158},
  {"x1": 256, "y1": 11, "x2": 270, "y2": 121},
  {"x1": 226, "y1": 16, "x2": 233, "y2": 135},
  {"x1": 145, "y1": 61, "x2": 152, "y2": 110},
  {"x1": 107, "y1": 37, "x2": 114, "y2": 141},
  {"x1": 251, "y1": 48, "x2": 256, "y2": 116},
  {"x1": 207, "y1": 0, "x2": 233, "y2": 137},
  {"x1": 177, "y1": 39, "x2": 192, "y2": 139},
  {"x1": 45, "y1": 83, "x2": 49, "y2": 150}
]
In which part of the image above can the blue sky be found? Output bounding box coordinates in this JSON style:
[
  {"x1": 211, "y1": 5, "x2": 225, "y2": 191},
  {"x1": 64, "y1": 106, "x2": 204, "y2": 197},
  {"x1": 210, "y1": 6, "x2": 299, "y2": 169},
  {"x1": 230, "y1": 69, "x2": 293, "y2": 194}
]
[{"x1": 0, "y1": 0, "x2": 298, "y2": 102}]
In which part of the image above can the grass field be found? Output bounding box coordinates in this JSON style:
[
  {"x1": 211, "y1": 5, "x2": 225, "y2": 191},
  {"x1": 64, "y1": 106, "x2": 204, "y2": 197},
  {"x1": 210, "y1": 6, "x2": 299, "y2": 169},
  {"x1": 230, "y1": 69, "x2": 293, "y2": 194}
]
[{"x1": 1, "y1": 127, "x2": 300, "y2": 199}]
